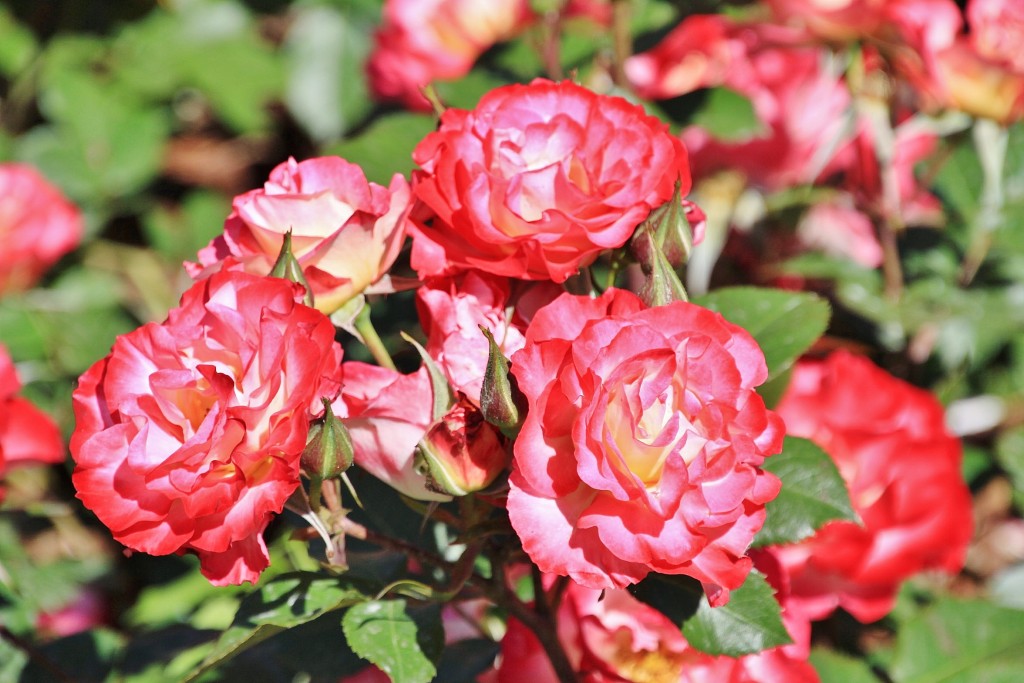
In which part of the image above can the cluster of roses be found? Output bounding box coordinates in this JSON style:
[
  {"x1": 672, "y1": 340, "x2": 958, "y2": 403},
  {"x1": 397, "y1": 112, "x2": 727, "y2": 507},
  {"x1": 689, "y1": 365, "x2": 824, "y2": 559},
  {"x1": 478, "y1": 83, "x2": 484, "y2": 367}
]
[{"x1": 62, "y1": 70, "x2": 975, "y2": 680}]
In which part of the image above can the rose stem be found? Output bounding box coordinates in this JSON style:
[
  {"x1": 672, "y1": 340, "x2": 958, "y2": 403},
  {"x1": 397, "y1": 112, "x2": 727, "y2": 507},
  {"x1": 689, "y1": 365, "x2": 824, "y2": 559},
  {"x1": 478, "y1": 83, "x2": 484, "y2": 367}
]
[
  {"x1": 610, "y1": 0, "x2": 631, "y2": 89},
  {"x1": 960, "y1": 117, "x2": 1008, "y2": 286},
  {"x1": 353, "y1": 303, "x2": 397, "y2": 371}
]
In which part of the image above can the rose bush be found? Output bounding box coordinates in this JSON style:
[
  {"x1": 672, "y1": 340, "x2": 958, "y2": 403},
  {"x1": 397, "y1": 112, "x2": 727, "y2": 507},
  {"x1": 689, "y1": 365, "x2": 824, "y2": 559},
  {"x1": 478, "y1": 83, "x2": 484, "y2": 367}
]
[
  {"x1": 772, "y1": 351, "x2": 973, "y2": 622},
  {"x1": 409, "y1": 79, "x2": 694, "y2": 282},
  {"x1": 507, "y1": 288, "x2": 783, "y2": 602},
  {"x1": 70, "y1": 269, "x2": 343, "y2": 585},
  {"x1": 188, "y1": 156, "x2": 412, "y2": 315},
  {"x1": 0, "y1": 163, "x2": 83, "y2": 294}
]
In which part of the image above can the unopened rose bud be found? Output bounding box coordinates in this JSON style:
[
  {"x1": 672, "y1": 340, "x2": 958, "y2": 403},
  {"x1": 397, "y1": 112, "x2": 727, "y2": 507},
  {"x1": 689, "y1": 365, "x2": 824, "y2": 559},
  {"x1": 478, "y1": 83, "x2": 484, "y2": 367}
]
[
  {"x1": 302, "y1": 398, "x2": 354, "y2": 481},
  {"x1": 648, "y1": 181, "x2": 696, "y2": 268},
  {"x1": 479, "y1": 327, "x2": 525, "y2": 434},
  {"x1": 270, "y1": 230, "x2": 314, "y2": 307},
  {"x1": 416, "y1": 397, "x2": 508, "y2": 497},
  {"x1": 631, "y1": 223, "x2": 689, "y2": 307}
]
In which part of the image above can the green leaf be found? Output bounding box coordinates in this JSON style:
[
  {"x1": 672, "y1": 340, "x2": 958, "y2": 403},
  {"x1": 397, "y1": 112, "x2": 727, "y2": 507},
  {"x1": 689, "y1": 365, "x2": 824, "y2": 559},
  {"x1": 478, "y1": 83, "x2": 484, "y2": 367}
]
[
  {"x1": 186, "y1": 572, "x2": 370, "y2": 682},
  {"x1": 996, "y1": 426, "x2": 1024, "y2": 511},
  {"x1": 810, "y1": 647, "x2": 883, "y2": 683},
  {"x1": 690, "y1": 87, "x2": 764, "y2": 141},
  {"x1": 681, "y1": 570, "x2": 791, "y2": 656},
  {"x1": 342, "y1": 599, "x2": 444, "y2": 683},
  {"x1": 891, "y1": 599, "x2": 1024, "y2": 683},
  {"x1": 284, "y1": 4, "x2": 373, "y2": 142},
  {"x1": 754, "y1": 436, "x2": 858, "y2": 547},
  {"x1": 694, "y1": 286, "x2": 831, "y2": 379}
]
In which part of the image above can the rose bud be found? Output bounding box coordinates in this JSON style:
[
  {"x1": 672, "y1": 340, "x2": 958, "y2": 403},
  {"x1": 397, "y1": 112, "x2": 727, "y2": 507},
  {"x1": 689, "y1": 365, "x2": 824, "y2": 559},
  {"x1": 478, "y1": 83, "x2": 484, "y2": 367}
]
[
  {"x1": 479, "y1": 327, "x2": 526, "y2": 434},
  {"x1": 417, "y1": 396, "x2": 509, "y2": 497},
  {"x1": 302, "y1": 398, "x2": 355, "y2": 482}
]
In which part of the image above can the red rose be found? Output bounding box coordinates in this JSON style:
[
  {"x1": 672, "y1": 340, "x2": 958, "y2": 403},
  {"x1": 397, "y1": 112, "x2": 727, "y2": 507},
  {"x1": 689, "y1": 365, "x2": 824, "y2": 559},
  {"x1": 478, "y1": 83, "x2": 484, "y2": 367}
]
[
  {"x1": 507, "y1": 289, "x2": 783, "y2": 602},
  {"x1": 189, "y1": 156, "x2": 411, "y2": 315},
  {"x1": 0, "y1": 345, "x2": 64, "y2": 501},
  {"x1": 367, "y1": 0, "x2": 531, "y2": 111},
  {"x1": 0, "y1": 163, "x2": 83, "y2": 294},
  {"x1": 410, "y1": 79, "x2": 693, "y2": 282},
  {"x1": 71, "y1": 270, "x2": 343, "y2": 585},
  {"x1": 773, "y1": 351, "x2": 973, "y2": 622}
]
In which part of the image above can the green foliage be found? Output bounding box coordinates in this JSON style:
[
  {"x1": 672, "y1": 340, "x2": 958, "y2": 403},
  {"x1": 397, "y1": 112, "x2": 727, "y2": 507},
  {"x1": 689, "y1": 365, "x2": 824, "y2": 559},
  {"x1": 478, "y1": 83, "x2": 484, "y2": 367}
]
[
  {"x1": 681, "y1": 571, "x2": 792, "y2": 657},
  {"x1": 690, "y1": 87, "x2": 764, "y2": 141},
  {"x1": 890, "y1": 599, "x2": 1024, "y2": 683},
  {"x1": 342, "y1": 599, "x2": 445, "y2": 683},
  {"x1": 810, "y1": 647, "x2": 883, "y2": 683},
  {"x1": 693, "y1": 287, "x2": 831, "y2": 379},
  {"x1": 754, "y1": 436, "x2": 858, "y2": 547}
]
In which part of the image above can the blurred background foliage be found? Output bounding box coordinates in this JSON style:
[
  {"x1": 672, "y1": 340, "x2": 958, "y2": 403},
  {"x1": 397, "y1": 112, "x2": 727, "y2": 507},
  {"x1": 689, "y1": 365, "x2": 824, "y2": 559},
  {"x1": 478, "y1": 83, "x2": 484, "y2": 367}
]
[{"x1": 2, "y1": 0, "x2": 1024, "y2": 681}]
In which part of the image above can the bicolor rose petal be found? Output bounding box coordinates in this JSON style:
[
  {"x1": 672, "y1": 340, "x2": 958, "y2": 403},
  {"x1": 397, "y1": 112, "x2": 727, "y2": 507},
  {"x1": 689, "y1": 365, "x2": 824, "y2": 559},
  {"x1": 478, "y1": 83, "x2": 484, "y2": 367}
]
[
  {"x1": 507, "y1": 289, "x2": 783, "y2": 602},
  {"x1": 410, "y1": 79, "x2": 694, "y2": 282},
  {"x1": 70, "y1": 270, "x2": 343, "y2": 585},
  {"x1": 188, "y1": 156, "x2": 412, "y2": 315}
]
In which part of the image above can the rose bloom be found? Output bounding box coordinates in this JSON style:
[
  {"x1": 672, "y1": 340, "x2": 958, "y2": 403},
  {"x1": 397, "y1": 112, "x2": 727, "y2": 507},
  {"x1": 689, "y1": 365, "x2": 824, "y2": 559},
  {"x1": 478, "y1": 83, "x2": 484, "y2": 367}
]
[
  {"x1": 189, "y1": 156, "x2": 411, "y2": 315},
  {"x1": 482, "y1": 579, "x2": 818, "y2": 683},
  {"x1": 416, "y1": 271, "x2": 560, "y2": 404},
  {"x1": 627, "y1": 17, "x2": 853, "y2": 192},
  {"x1": 0, "y1": 163, "x2": 83, "y2": 294},
  {"x1": 367, "y1": 0, "x2": 531, "y2": 111},
  {"x1": 507, "y1": 289, "x2": 783, "y2": 602},
  {"x1": 772, "y1": 351, "x2": 973, "y2": 622},
  {"x1": 0, "y1": 345, "x2": 64, "y2": 500},
  {"x1": 410, "y1": 79, "x2": 693, "y2": 283},
  {"x1": 71, "y1": 269, "x2": 343, "y2": 585}
]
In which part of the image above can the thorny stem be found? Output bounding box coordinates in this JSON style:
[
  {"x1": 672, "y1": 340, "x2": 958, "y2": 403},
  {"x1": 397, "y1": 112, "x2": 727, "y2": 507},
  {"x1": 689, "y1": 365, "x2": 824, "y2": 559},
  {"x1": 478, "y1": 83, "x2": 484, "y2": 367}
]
[{"x1": 353, "y1": 304, "x2": 397, "y2": 371}]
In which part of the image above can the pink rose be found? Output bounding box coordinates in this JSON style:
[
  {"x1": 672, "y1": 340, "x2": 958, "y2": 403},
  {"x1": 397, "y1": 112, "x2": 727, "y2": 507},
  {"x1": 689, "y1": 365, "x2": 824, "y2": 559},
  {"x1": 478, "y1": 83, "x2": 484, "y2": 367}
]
[
  {"x1": 416, "y1": 272, "x2": 560, "y2": 404},
  {"x1": 0, "y1": 345, "x2": 64, "y2": 500},
  {"x1": 71, "y1": 270, "x2": 343, "y2": 585},
  {"x1": 507, "y1": 289, "x2": 783, "y2": 602},
  {"x1": 627, "y1": 17, "x2": 852, "y2": 191},
  {"x1": 410, "y1": 79, "x2": 693, "y2": 282},
  {"x1": 773, "y1": 351, "x2": 973, "y2": 622},
  {"x1": 189, "y1": 156, "x2": 411, "y2": 315},
  {"x1": 367, "y1": 0, "x2": 531, "y2": 111},
  {"x1": 0, "y1": 163, "x2": 83, "y2": 294},
  {"x1": 969, "y1": 0, "x2": 1024, "y2": 72},
  {"x1": 797, "y1": 200, "x2": 884, "y2": 268}
]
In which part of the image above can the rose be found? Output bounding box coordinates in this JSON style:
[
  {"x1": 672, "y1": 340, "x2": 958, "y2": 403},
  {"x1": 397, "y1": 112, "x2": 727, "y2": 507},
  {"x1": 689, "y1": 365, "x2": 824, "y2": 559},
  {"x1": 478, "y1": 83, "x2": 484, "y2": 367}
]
[
  {"x1": 482, "y1": 578, "x2": 818, "y2": 683},
  {"x1": 797, "y1": 200, "x2": 884, "y2": 268},
  {"x1": 366, "y1": 0, "x2": 531, "y2": 111},
  {"x1": 0, "y1": 345, "x2": 64, "y2": 501},
  {"x1": 626, "y1": 17, "x2": 852, "y2": 191},
  {"x1": 772, "y1": 351, "x2": 973, "y2": 622},
  {"x1": 416, "y1": 271, "x2": 560, "y2": 404},
  {"x1": 969, "y1": 0, "x2": 1024, "y2": 72},
  {"x1": 70, "y1": 269, "x2": 343, "y2": 585},
  {"x1": 507, "y1": 288, "x2": 784, "y2": 602},
  {"x1": 410, "y1": 79, "x2": 693, "y2": 282},
  {"x1": 0, "y1": 163, "x2": 83, "y2": 294},
  {"x1": 188, "y1": 156, "x2": 411, "y2": 315}
]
